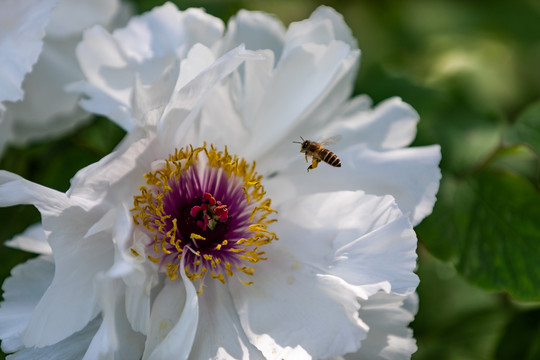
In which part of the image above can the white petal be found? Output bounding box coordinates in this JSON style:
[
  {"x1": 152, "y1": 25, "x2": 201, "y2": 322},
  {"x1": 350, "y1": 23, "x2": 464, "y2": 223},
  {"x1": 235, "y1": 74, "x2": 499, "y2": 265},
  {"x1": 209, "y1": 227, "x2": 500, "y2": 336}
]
[
  {"x1": 21, "y1": 210, "x2": 115, "y2": 347},
  {"x1": 82, "y1": 275, "x2": 120, "y2": 360},
  {"x1": 309, "y1": 6, "x2": 357, "y2": 48},
  {"x1": 0, "y1": 173, "x2": 117, "y2": 347},
  {"x1": 123, "y1": 268, "x2": 154, "y2": 334},
  {"x1": 74, "y1": 25, "x2": 133, "y2": 128},
  {"x1": 129, "y1": 42, "x2": 233, "y2": 131},
  {"x1": 325, "y1": 96, "x2": 420, "y2": 150},
  {"x1": 142, "y1": 261, "x2": 198, "y2": 360},
  {"x1": 345, "y1": 292, "x2": 418, "y2": 360},
  {"x1": 85, "y1": 208, "x2": 117, "y2": 238},
  {"x1": 340, "y1": 145, "x2": 442, "y2": 225},
  {"x1": 74, "y1": 3, "x2": 224, "y2": 129},
  {"x1": 217, "y1": 9, "x2": 286, "y2": 57},
  {"x1": 67, "y1": 129, "x2": 155, "y2": 205},
  {"x1": 254, "y1": 46, "x2": 359, "y2": 172},
  {"x1": 331, "y1": 215, "x2": 419, "y2": 296},
  {"x1": 6, "y1": 36, "x2": 90, "y2": 144},
  {"x1": 0, "y1": 0, "x2": 56, "y2": 103},
  {"x1": 113, "y1": 5, "x2": 223, "y2": 61},
  {"x1": 275, "y1": 191, "x2": 419, "y2": 297},
  {"x1": 0, "y1": 171, "x2": 75, "y2": 215},
  {"x1": 189, "y1": 283, "x2": 265, "y2": 360},
  {"x1": 234, "y1": 50, "x2": 275, "y2": 130},
  {"x1": 0, "y1": 257, "x2": 53, "y2": 353},
  {"x1": 82, "y1": 274, "x2": 145, "y2": 360},
  {"x1": 230, "y1": 242, "x2": 368, "y2": 359},
  {"x1": 190, "y1": 50, "x2": 274, "y2": 153},
  {"x1": 281, "y1": 5, "x2": 357, "y2": 60},
  {"x1": 47, "y1": 0, "x2": 121, "y2": 37},
  {"x1": 83, "y1": 210, "x2": 147, "y2": 358},
  {"x1": 6, "y1": 318, "x2": 100, "y2": 360},
  {"x1": 244, "y1": 41, "x2": 357, "y2": 159},
  {"x1": 131, "y1": 60, "x2": 180, "y2": 128},
  {"x1": 175, "y1": 43, "x2": 216, "y2": 90},
  {"x1": 159, "y1": 45, "x2": 261, "y2": 147},
  {"x1": 123, "y1": 230, "x2": 158, "y2": 334},
  {"x1": 3, "y1": 0, "x2": 124, "y2": 146},
  {"x1": 5, "y1": 223, "x2": 51, "y2": 255},
  {"x1": 266, "y1": 144, "x2": 441, "y2": 226}
]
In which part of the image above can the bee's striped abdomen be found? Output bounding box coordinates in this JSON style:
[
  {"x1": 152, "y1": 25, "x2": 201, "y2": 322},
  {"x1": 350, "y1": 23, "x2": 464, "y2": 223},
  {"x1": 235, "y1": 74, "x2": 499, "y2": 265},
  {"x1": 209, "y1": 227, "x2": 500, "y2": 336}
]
[{"x1": 320, "y1": 149, "x2": 341, "y2": 167}]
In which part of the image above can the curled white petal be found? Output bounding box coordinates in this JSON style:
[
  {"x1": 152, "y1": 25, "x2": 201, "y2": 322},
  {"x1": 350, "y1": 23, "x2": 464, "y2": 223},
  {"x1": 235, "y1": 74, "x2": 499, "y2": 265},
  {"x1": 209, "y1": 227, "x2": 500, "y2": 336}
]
[
  {"x1": 5, "y1": 223, "x2": 51, "y2": 255},
  {"x1": 82, "y1": 272, "x2": 145, "y2": 360},
  {"x1": 217, "y1": 9, "x2": 286, "y2": 56},
  {"x1": 325, "y1": 96, "x2": 420, "y2": 150},
  {"x1": 230, "y1": 247, "x2": 367, "y2": 359},
  {"x1": 73, "y1": 3, "x2": 224, "y2": 130},
  {"x1": 0, "y1": 0, "x2": 56, "y2": 103},
  {"x1": 0, "y1": 257, "x2": 54, "y2": 353},
  {"x1": 142, "y1": 257, "x2": 198, "y2": 360},
  {"x1": 276, "y1": 191, "x2": 419, "y2": 297},
  {"x1": 0, "y1": 171, "x2": 113, "y2": 347},
  {"x1": 345, "y1": 292, "x2": 418, "y2": 360},
  {"x1": 189, "y1": 283, "x2": 265, "y2": 360}
]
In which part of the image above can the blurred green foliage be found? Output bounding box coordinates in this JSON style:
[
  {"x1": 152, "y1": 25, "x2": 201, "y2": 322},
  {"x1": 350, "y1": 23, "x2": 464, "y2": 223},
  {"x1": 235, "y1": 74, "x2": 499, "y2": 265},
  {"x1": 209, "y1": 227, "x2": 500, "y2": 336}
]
[{"x1": 1, "y1": 0, "x2": 540, "y2": 359}]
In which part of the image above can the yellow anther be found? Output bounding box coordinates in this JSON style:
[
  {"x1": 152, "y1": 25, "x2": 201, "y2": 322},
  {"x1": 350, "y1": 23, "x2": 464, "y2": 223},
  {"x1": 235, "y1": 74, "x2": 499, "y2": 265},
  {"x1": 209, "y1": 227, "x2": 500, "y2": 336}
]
[
  {"x1": 197, "y1": 282, "x2": 204, "y2": 295},
  {"x1": 190, "y1": 233, "x2": 206, "y2": 241}
]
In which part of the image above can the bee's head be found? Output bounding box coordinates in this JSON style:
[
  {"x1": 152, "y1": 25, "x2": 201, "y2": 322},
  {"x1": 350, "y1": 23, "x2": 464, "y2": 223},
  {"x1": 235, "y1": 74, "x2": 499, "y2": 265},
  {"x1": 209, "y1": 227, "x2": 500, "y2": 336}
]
[{"x1": 293, "y1": 137, "x2": 308, "y2": 153}]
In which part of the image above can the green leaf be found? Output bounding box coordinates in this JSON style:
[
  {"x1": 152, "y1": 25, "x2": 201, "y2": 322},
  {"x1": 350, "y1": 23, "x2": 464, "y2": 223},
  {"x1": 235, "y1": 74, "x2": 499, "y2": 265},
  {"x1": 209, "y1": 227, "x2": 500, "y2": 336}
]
[
  {"x1": 417, "y1": 173, "x2": 470, "y2": 261},
  {"x1": 458, "y1": 170, "x2": 540, "y2": 300},
  {"x1": 418, "y1": 169, "x2": 540, "y2": 301},
  {"x1": 412, "y1": 250, "x2": 507, "y2": 360},
  {"x1": 489, "y1": 145, "x2": 539, "y2": 187},
  {"x1": 495, "y1": 308, "x2": 540, "y2": 360},
  {"x1": 505, "y1": 101, "x2": 540, "y2": 157}
]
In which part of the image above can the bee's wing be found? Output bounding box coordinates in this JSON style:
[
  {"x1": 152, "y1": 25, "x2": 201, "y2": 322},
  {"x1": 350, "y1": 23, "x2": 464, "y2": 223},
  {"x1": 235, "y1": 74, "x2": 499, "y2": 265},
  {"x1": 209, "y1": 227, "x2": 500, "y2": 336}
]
[{"x1": 319, "y1": 135, "x2": 342, "y2": 146}]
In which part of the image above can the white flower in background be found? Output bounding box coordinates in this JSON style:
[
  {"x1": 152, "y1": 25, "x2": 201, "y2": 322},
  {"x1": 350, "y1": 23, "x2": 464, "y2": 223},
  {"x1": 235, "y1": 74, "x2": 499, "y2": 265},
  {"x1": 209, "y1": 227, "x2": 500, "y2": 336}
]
[
  {"x1": 0, "y1": 0, "x2": 56, "y2": 153},
  {"x1": 0, "y1": 0, "x2": 126, "y2": 155},
  {"x1": 0, "y1": 3, "x2": 441, "y2": 360}
]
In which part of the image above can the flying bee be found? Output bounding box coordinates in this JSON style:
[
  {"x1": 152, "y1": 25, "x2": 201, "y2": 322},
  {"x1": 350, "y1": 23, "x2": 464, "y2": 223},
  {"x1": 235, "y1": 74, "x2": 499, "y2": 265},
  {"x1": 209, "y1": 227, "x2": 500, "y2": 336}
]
[{"x1": 293, "y1": 136, "x2": 342, "y2": 172}]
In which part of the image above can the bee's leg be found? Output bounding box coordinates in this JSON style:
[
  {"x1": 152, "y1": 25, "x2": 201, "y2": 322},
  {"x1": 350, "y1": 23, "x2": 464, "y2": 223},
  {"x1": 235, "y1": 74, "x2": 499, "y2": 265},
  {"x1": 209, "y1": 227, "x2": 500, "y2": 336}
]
[
  {"x1": 304, "y1": 154, "x2": 309, "y2": 163},
  {"x1": 307, "y1": 159, "x2": 320, "y2": 172}
]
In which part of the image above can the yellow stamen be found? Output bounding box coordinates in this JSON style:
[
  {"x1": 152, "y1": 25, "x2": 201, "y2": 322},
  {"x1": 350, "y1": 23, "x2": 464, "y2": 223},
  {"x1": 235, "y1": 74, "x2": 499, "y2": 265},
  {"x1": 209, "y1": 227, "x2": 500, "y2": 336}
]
[{"x1": 190, "y1": 233, "x2": 206, "y2": 241}]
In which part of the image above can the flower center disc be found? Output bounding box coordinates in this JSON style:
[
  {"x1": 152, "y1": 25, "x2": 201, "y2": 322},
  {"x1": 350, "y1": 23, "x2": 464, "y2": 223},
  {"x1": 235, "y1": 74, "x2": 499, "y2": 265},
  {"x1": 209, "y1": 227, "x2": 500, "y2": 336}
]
[{"x1": 132, "y1": 144, "x2": 277, "y2": 292}]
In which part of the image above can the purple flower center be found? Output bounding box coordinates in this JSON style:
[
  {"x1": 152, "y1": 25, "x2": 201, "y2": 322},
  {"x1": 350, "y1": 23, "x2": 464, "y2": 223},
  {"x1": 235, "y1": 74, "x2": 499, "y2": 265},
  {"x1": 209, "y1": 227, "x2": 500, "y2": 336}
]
[{"x1": 131, "y1": 145, "x2": 277, "y2": 292}]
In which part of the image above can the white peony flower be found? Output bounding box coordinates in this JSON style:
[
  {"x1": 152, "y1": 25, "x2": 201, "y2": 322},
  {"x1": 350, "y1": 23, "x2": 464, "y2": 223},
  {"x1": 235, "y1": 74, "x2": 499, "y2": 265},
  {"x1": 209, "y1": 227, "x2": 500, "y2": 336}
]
[
  {"x1": 0, "y1": 4, "x2": 441, "y2": 359},
  {"x1": 0, "y1": 0, "x2": 126, "y2": 155}
]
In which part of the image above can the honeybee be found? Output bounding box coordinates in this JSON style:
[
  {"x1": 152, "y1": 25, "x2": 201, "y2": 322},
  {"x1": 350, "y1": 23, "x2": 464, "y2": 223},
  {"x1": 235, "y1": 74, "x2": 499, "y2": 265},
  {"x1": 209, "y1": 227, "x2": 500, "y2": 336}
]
[{"x1": 293, "y1": 136, "x2": 342, "y2": 172}]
